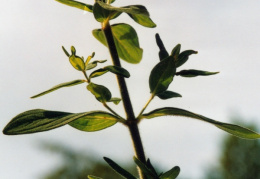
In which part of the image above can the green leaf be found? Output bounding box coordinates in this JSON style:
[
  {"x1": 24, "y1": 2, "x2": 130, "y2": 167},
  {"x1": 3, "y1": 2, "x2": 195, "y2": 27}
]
[
  {"x1": 160, "y1": 166, "x2": 180, "y2": 179},
  {"x1": 126, "y1": 5, "x2": 156, "y2": 28},
  {"x1": 31, "y1": 80, "x2": 85, "y2": 98},
  {"x1": 109, "y1": 97, "x2": 121, "y2": 105},
  {"x1": 93, "y1": 2, "x2": 110, "y2": 22},
  {"x1": 89, "y1": 65, "x2": 130, "y2": 79},
  {"x1": 93, "y1": 23, "x2": 143, "y2": 64},
  {"x1": 85, "y1": 52, "x2": 95, "y2": 67},
  {"x1": 149, "y1": 56, "x2": 176, "y2": 95},
  {"x1": 87, "y1": 83, "x2": 111, "y2": 103},
  {"x1": 89, "y1": 69, "x2": 108, "y2": 79},
  {"x1": 146, "y1": 159, "x2": 158, "y2": 177},
  {"x1": 88, "y1": 175, "x2": 103, "y2": 179},
  {"x1": 97, "y1": 1, "x2": 149, "y2": 16},
  {"x1": 141, "y1": 107, "x2": 260, "y2": 139},
  {"x1": 171, "y1": 44, "x2": 181, "y2": 60},
  {"x1": 155, "y1": 33, "x2": 169, "y2": 61},
  {"x1": 176, "y1": 69, "x2": 219, "y2": 77},
  {"x1": 55, "y1": 0, "x2": 93, "y2": 12},
  {"x1": 157, "y1": 91, "x2": 182, "y2": 100},
  {"x1": 175, "y1": 50, "x2": 198, "y2": 68},
  {"x1": 2, "y1": 109, "x2": 112, "y2": 135},
  {"x1": 104, "y1": 65, "x2": 130, "y2": 78},
  {"x1": 86, "y1": 60, "x2": 107, "y2": 70},
  {"x1": 96, "y1": 3, "x2": 156, "y2": 27},
  {"x1": 69, "y1": 46, "x2": 85, "y2": 71},
  {"x1": 133, "y1": 157, "x2": 157, "y2": 178},
  {"x1": 69, "y1": 111, "x2": 118, "y2": 131},
  {"x1": 104, "y1": 157, "x2": 136, "y2": 179},
  {"x1": 62, "y1": 46, "x2": 70, "y2": 57}
]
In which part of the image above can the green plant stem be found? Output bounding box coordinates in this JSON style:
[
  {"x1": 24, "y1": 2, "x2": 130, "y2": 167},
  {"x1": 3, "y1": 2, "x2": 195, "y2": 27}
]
[
  {"x1": 82, "y1": 71, "x2": 90, "y2": 83},
  {"x1": 103, "y1": 103, "x2": 126, "y2": 123},
  {"x1": 102, "y1": 22, "x2": 147, "y2": 179},
  {"x1": 137, "y1": 94, "x2": 155, "y2": 121}
]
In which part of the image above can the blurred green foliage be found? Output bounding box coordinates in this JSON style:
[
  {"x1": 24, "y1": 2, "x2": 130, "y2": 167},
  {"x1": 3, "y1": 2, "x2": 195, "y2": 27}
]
[
  {"x1": 205, "y1": 117, "x2": 260, "y2": 179},
  {"x1": 39, "y1": 142, "x2": 138, "y2": 179}
]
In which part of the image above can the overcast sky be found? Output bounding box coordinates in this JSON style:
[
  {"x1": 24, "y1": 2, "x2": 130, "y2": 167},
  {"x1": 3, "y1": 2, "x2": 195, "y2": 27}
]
[{"x1": 1, "y1": 0, "x2": 260, "y2": 178}]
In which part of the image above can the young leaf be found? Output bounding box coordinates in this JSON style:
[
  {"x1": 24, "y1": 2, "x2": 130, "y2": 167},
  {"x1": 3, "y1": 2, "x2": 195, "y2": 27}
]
[
  {"x1": 69, "y1": 46, "x2": 85, "y2": 71},
  {"x1": 88, "y1": 175, "x2": 103, "y2": 179},
  {"x1": 31, "y1": 80, "x2": 85, "y2": 98},
  {"x1": 89, "y1": 69, "x2": 108, "y2": 79},
  {"x1": 2, "y1": 109, "x2": 112, "y2": 135},
  {"x1": 87, "y1": 83, "x2": 112, "y2": 103},
  {"x1": 157, "y1": 91, "x2": 182, "y2": 100},
  {"x1": 175, "y1": 50, "x2": 198, "y2": 68},
  {"x1": 146, "y1": 159, "x2": 158, "y2": 177},
  {"x1": 93, "y1": 2, "x2": 110, "y2": 22},
  {"x1": 93, "y1": 23, "x2": 143, "y2": 64},
  {"x1": 62, "y1": 46, "x2": 70, "y2": 57},
  {"x1": 171, "y1": 44, "x2": 181, "y2": 60},
  {"x1": 104, "y1": 65, "x2": 130, "y2": 78},
  {"x1": 103, "y1": 157, "x2": 136, "y2": 179},
  {"x1": 155, "y1": 33, "x2": 169, "y2": 61},
  {"x1": 69, "y1": 111, "x2": 118, "y2": 132},
  {"x1": 141, "y1": 107, "x2": 260, "y2": 139},
  {"x1": 133, "y1": 157, "x2": 157, "y2": 178},
  {"x1": 86, "y1": 60, "x2": 107, "y2": 70},
  {"x1": 149, "y1": 56, "x2": 176, "y2": 95},
  {"x1": 55, "y1": 0, "x2": 93, "y2": 12},
  {"x1": 176, "y1": 69, "x2": 219, "y2": 77},
  {"x1": 85, "y1": 52, "x2": 95, "y2": 67},
  {"x1": 160, "y1": 166, "x2": 180, "y2": 179}
]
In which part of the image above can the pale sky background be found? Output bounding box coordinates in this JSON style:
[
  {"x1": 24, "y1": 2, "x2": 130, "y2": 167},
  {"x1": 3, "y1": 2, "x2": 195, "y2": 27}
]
[{"x1": 1, "y1": 0, "x2": 260, "y2": 178}]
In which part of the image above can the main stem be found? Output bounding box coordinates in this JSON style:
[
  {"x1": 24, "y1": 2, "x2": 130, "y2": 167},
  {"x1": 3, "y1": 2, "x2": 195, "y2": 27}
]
[{"x1": 102, "y1": 22, "x2": 146, "y2": 179}]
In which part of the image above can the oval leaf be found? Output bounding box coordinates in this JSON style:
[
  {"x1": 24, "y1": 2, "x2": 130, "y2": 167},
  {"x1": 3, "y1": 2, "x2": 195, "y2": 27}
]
[
  {"x1": 93, "y1": 23, "x2": 143, "y2": 64},
  {"x1": 157, "y1": 91, "x2": 182, "y2": 100},
  {"x1": 55, "y1": 0, "x2": 93, "y2": 12},
  {"x1": 3, "y1": 109, "x2": 113, "y2": 135},
  {"x1": 69, "y1": 111, "x2": 118, "y2": 131},
  {"x1": 149, "y1": 56, "x2": 176, "y2": 95},
  {"x1": 176, "y1": 69, "x2": 219, "y2": 77},
  {"x1": 104, "y1": 157, "x2": 136, "y2": 179},
  {"x1": 87, "y1": 83, "x2": 112, "y2": 103},
  {"x1": 31, "y1": 80, "x2": 85, "y2": 98},
  {"x1": 104, "y1": 65, "x2": 130, "y2": 78},
  {"x1": 141, "y1": 107, "x2": 260, "y2": 139},
  {"x1": 160, "y1": 166, "x2": 180, "y2": 179}
]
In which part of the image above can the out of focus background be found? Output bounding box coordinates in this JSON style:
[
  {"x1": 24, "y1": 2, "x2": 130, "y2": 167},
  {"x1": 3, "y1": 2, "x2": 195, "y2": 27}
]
[{"x1": 1, "y1": 0, "x2": 260, "y2": 178}]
